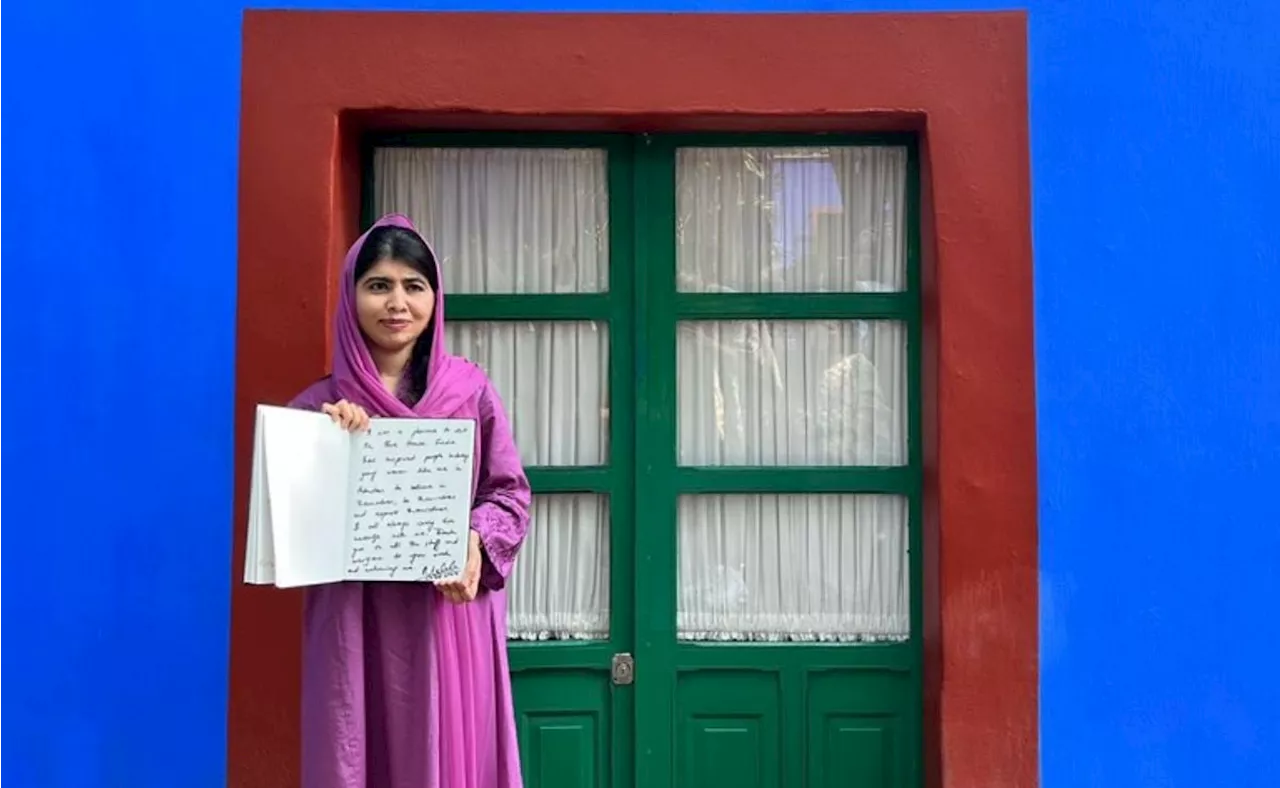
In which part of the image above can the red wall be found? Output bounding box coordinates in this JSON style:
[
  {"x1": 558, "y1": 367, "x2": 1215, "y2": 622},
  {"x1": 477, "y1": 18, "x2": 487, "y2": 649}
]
[{"x1": 234, "y1": 11, "x2": 1037, "y2": 787}]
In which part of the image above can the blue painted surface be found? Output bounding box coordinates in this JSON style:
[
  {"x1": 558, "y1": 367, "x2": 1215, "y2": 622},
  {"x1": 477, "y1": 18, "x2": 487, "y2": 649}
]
[{"x1": 3, "y1": 1, "x2": 1278, "y2": 786}]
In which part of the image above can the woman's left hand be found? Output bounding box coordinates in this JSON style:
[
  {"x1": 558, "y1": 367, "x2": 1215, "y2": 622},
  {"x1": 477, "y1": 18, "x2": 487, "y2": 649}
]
[{"x1": 437, "y1": 530, "x2": 483, "y2": 604}]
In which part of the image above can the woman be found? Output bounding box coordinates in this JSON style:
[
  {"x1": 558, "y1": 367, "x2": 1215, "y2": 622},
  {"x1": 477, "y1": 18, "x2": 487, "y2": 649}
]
[{"x1": 288, "y1": 213, "x2": 531, "y2": 788}]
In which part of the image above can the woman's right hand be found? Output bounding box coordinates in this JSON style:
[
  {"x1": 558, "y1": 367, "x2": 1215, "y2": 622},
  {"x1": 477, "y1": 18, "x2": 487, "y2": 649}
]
[{"x1": 321, "y1": 400, "x2": 371, "y2": 433}]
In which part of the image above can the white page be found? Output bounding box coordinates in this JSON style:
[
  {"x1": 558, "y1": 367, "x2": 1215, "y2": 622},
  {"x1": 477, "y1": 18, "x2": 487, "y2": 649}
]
[
  {"x1": 344, "y1": 418, "x2": 476, "y2": 582},
  {"x1": 244, "y1": 410, "x2": 275, "y2": 585},
  {"x1": 260, "y1": 405, "x2": 352, "y2": 588}
]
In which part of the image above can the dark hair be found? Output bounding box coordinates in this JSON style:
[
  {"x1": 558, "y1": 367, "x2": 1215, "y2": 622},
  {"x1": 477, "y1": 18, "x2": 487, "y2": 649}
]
[{"x1": 353, "y1": 225, "x2": 440, "y2": 404}]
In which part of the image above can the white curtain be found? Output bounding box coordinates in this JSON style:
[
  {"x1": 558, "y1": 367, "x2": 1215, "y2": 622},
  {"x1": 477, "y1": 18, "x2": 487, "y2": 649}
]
[
  {"x1": 448, "y1": 321, "x2": 611, "y2": 640},
  {"x1": 374, "y1": 147, "x2": 612, "y2": 640},
  {"x1": 674, "y1": 147, "x2": 909, "y2": 642},
  {"x1": 372, "y1": 144, "x2": 910, "y2": 643}
]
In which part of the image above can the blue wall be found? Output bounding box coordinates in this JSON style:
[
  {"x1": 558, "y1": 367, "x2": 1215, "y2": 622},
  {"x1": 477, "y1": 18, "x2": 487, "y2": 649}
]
[{"x1": 4, "y1": 1, "x2": 1278, "y2": 786}]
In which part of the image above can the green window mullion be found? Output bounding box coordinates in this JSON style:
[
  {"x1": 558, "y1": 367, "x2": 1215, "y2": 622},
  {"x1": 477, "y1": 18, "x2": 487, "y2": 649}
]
[
  {"x1": 675, "y1": 292, "x2": 913, "y2": 321},
  {"x1": 633, "y1": 133, "x2": 680, "y2": 788},
  {"x1": 904, "y1": 135, "x2": 927, "y2": 788},
  {"x1": 673, "y1": 466, "x2": 914, "y2": 495},
  {"x1": 525, "y1": 466, "x2": 613, "y2": 494},
  {"x1": 506, "y1": 641, "x2": 616, "y2": 671},
  {"x1": 445, "y1": 293, "x2": 612, "y2": 322}
]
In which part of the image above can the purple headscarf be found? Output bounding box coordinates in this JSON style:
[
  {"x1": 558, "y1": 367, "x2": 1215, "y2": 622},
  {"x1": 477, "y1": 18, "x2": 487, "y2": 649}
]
[{"x1": 332, "y1": 212, "x2": 487, "y2": 418}]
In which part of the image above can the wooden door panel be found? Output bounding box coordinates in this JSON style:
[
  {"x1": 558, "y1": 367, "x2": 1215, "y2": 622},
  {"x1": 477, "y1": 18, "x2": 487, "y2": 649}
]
[
  {"x1": 669, "y1": 657, "x2": 913, "y2": 788},
  {"x1": 363, "y1": 132, "x2": 638, "y2": 788},
  {"x1": 806, "y1": 671, "x2": 912, "y2": 788},
  {"x1": 514, "y1": 670, "x2": 615, "y2": 788},
  {"x1": 635, "y1": 135, "x2": 924, "y2": 788},
  {"x1": 676, "y1": 670, "x2": 781, "y2": 788}
]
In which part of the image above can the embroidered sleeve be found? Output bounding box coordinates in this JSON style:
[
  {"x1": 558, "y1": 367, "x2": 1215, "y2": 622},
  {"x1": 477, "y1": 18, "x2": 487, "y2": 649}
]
[{"x1": 471, "y1": 382, "x2": 532, "y2": 591}]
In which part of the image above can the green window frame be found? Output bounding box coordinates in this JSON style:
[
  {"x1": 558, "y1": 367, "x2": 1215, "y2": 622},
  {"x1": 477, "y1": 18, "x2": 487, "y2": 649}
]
[{"x1": 363, "y1": 130, "x2": 923, "y2": 788}]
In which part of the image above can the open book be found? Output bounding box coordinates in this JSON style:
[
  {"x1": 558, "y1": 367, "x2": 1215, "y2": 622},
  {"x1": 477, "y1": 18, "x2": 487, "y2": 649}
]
[{"x1": 244, "y1": 404, "x2": 476, "y2": 588}]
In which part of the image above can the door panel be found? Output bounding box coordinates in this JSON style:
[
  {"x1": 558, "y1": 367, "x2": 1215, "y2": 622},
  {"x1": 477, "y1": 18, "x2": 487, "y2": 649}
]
[
  {"x1": 635, "y1": 137, "x2": 922, "y2": 788},
  {"x1": 370, "y1": 135, "x2": 637, "y2": 788},
  {"x1": 514, "y1": 671, "x2": 614, "y2": 788},
  {"x1": 807, "y1": 672, "x2": 911, "y2": 788},
  {"x1": 676, "y1": 670, "x2": 781, "y2": 788}
]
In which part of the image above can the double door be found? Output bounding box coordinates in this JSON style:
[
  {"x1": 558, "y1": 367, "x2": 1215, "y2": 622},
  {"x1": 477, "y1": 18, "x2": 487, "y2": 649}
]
[{"x1": 367, "y1": 132, "x2": 923, "y2": 788}]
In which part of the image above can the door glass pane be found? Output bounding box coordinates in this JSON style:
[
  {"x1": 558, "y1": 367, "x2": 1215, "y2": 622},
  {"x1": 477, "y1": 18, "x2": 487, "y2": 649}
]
[
  {"x1": 447, "y1": 321, "x2": 609, "y2": 466},
  {"x1": 678, "y1": 494, "x2": 908, "y2": 642},
  {"x1": 677, "y1": 320, "x2": 906, "y2": 466},
  {"x1": 509, "y1": 494, "x2": 610, "y2": 640},
  {"x1": 372, "y1": 147, "x2": 609, "y2": 293},
  {"x1": 676, "y1": 146, "x2": 907, "y2": 293}
]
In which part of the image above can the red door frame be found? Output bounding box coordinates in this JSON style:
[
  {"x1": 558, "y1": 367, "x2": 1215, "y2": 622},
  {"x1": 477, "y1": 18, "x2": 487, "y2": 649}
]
[{"x1": 232, "y1": 11, "x2": 1037, "y2": 788}]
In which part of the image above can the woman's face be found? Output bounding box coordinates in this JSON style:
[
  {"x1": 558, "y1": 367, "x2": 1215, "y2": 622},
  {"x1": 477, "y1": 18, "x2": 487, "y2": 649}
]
[{"x1": 355, "y1": 257, "x2": 435, "y2": 355}]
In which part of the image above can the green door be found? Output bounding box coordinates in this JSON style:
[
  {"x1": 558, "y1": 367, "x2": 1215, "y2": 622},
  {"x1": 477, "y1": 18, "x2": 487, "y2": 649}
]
[{"x1": 365, "y1": 132, "x2": 922, "y2": 788}]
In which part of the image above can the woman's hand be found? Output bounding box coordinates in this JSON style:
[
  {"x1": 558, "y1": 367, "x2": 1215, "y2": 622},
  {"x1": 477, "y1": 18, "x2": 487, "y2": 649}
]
[
  {"x1": 437, "y1": 530, "x2": 483, "y2": 604},
  {"x1": 321, "y1": 400, "x2": 370, "y2": 432}
]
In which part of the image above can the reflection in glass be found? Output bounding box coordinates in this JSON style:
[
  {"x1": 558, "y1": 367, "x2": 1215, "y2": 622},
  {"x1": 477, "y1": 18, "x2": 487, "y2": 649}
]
[{"x1": 677, "y1": 146, "x2": 907, "y2": 293}]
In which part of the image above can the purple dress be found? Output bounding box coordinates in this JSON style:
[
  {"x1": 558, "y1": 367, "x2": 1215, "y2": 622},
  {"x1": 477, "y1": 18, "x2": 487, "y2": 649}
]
[{"x1": 288, "y1": 213, "x2": 531, "y2": 788}]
